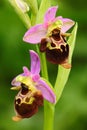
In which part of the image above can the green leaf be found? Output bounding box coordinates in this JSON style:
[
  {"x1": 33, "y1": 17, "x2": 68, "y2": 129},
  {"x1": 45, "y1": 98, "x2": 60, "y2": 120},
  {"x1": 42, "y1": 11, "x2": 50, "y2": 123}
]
[
  {"x1": 68, "y1": 23, "x2": 78, "y2": 62},
  {"x1": 54, "y1": 23, "x2": 78, "y2": 102}
]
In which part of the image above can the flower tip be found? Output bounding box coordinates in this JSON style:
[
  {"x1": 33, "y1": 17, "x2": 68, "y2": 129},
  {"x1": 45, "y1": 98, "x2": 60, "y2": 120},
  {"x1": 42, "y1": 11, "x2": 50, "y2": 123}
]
[
  {"x1": 11, "y1": 86, "x2": 21, "y2": 90},
  {"x1": 23, "y1": 34, "x2": 28, "y2": 43},
  {"x1": 44, "y1": 5, "x2": 59, "y2": 23},
  {"x1": 29, "y1": 50, "x2": 36, "y2": 55},
  {"x1": 15, "y1": 0, "x2": 29, "y2": 13},
  {"x1": 54, "y1": 5, "x2": 58, "y2": 9},
  {"x1": 49, "y1": 5, "x2": 58, "y2": 11},
  {"x1": 29, "y1": 50, "x2": 39, "y2": 61},
  {"x1": 23, "y1": 31, "x2": 36, "y2": 44},
  {"x1": 70, "y1": 20, "x2": 75, "y2": 28},
  {"x1": 23, "y1": 66, "x2": 30, "y2": 76},
  {"x1": 61, "y1": 63, "x2": 72, "y2": 69},
  {"x1": 23, "y1": 32, "x2": 32, "y2": 43},
  {"x1": 51, "y1": 93, "x2": 56, "y2": 104},
  {"x1": 12, "y1": 116, "x2": 22, "y2": 122},
  {"x1": 29, "y1": 50, "x2": 40, "y2": 75}
]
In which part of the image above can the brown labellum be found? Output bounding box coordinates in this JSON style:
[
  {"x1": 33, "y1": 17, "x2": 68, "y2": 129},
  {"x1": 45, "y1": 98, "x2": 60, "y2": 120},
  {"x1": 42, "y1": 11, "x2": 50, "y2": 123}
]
[
  {"x1": 46, "y1": 44, "x2": 69, "y2": 64},
  {"x1": 40, "y1": 38, "x2": 47, "y2": 52},
  {"x1": 40, "y1": 28, "x2": 71, "y2": 69},
  {"x1": 13, "y1": 83, "x2": 43, "y2": 121}
]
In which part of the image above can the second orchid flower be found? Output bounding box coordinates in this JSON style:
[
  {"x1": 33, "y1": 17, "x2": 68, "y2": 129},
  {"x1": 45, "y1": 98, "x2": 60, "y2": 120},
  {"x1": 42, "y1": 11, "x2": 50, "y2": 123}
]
[{"x1": 11, "y1": 50, "x2": 56, "y2": 121}]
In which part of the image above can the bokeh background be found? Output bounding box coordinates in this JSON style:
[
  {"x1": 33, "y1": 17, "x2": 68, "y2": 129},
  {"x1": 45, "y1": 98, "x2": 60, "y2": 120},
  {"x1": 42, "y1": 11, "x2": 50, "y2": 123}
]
[{"x1": 0, "y1": 0, "x2": 87, "y2": 130}]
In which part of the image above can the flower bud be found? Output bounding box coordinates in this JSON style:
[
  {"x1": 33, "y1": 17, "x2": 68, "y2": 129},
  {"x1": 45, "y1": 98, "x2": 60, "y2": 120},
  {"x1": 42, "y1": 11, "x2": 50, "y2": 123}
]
[{"x1": 15, "y1": 0, "x2": 29, "y2": 13}]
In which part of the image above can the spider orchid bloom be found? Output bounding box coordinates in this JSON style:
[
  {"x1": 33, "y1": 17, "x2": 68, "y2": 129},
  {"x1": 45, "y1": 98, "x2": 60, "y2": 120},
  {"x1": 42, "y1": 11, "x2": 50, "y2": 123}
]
[
  {"x1": 23, "y1": 6, "x2": 75, "y2": 69},
  {"x1": 11, "y1": 50, "x2": 56, "y2": 121}
]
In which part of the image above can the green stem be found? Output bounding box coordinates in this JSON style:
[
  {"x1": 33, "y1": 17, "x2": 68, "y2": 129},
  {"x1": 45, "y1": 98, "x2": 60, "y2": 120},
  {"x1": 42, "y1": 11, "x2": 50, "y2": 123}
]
[
  {"x1": 40, "y1": 54, "x2": 55, "y2": 130},
  {"x1": 44, "y1": 101, "x2": 55, "y2": 130},
  {"x1": 40, "y1": 53, "x2": 48, "y2": 79},
  {"x1": 36, "y1": 46, "x2": 54, "y2": 130},
  {"x1": 36, "y1": 48, "x2": 55, "y2": 130},
  {"x1": 54, "y1": 65, "x2": 71, "y2": 102},
  {"x1": 35, "y1": 45, "x2": 48, "y2": 79},
  {"x1": 36, "y1": 1, "x2": 55, "y2": 130},
  {"x1": 36, "y1": 44, "x2": 55, "y2": 130}
]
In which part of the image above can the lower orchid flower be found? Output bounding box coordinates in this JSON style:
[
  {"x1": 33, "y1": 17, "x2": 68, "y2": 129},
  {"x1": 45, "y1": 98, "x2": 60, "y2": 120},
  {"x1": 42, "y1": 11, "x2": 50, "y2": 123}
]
[
  {"x1": 23, "y1": 6, "x2": 75, "y2": 69},
  {"x1": 11, "y1": 50, "x2": 56, "y2": 121}
]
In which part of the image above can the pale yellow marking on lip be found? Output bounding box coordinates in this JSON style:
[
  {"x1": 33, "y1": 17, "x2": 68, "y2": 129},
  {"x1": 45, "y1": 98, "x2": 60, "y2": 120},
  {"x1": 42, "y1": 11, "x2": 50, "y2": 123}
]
[
  {"x1": 11, "y1": 86, "x2": 21, "y2": 90},
  {"x1": 12, "y1": 115, "x2": 22, "y2": 122}
]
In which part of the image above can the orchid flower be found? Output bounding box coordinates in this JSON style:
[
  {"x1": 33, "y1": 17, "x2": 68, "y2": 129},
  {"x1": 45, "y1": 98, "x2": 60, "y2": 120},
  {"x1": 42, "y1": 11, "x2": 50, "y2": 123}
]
[
  {"x1": 11, "y1": 50, "x2": 56, "y2": 121},
  {"x1": 23, "y1": 6, "x2": 75, "y2": 68}
]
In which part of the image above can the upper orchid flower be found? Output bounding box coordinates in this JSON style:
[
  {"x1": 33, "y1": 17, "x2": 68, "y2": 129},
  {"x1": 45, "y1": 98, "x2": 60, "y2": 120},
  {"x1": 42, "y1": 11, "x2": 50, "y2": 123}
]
[
  {"x1": 23, "y1": 6, "x2": 75, "y2": 69},
  {"x1": 11, "y1": 50, "x2": 56, "y2": 121}
]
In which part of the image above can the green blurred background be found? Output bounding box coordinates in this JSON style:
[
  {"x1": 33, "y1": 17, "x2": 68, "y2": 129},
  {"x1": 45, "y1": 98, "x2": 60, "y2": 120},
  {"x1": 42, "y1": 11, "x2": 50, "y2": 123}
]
[{"x1": 0, "y1": 0, "x2": 87, "y2": 130}]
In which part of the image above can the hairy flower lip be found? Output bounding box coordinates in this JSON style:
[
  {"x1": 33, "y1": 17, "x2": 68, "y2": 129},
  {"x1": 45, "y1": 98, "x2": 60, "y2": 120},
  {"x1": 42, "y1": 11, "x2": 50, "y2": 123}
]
[
  {"x1": 40, "y1": 33, "x2": 70, "y2": 69},
  {"x1": 46, "y1": 44, "x2": 69, "y2": 64},
  {"x1": 14, "y1": 89, "x2": 43, "y2": 119}
]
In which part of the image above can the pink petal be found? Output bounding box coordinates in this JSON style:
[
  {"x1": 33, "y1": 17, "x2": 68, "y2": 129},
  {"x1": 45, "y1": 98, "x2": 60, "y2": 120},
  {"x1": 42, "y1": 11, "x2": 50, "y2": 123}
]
[
  {"x1": 30, "y1": 50, "x2": 40, "y2": 75},
  {"x1": 32, "y1": 74, "x2": 40, "y2": 82},
  {"x1": 23, "y1": 24, "x2": 47, "y2": 44},
  {"x1": 11, "y1": 76, "x2": 21, "y2": 86},
  {"x1": 57, "y1": 16, "x2": 75, "y2": 33},
  {"x1": 23, "y1": 66, "x2": 31, "y2": 76},
  {"x1": 36, "y1": 79, "x2": 56, "y2": 103},
  {"x1": 44, "y1": 6, "x2": 58, "y2": 23},
  {"x1": 11, "y1": 67, "x2": 30, "y2": 86}
]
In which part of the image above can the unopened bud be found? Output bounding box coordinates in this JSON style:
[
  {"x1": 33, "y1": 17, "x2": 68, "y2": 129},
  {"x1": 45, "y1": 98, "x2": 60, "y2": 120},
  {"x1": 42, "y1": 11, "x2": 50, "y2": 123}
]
[{"x1": 15, "y1": 0, "x2": 29, "y2": 13}]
